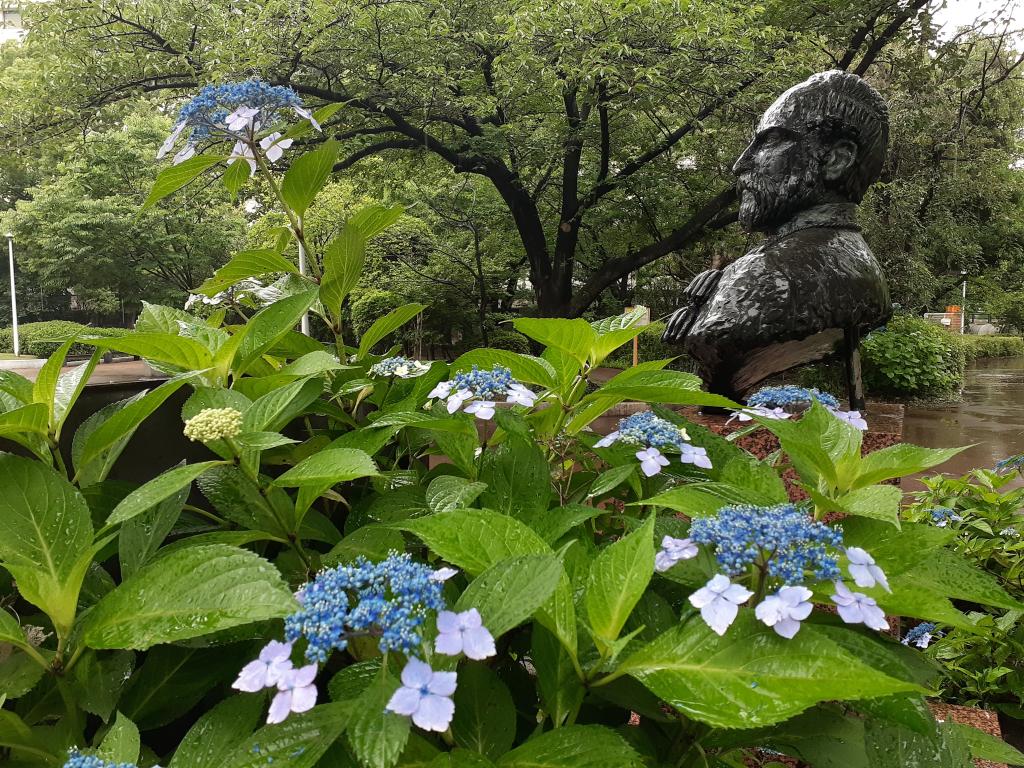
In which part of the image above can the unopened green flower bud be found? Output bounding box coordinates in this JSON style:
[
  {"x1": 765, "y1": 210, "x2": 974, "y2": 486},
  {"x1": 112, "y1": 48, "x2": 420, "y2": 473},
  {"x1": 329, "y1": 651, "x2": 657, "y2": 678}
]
[{"x1": 183, "y1": 407, "x2": 243, "y2": 442}]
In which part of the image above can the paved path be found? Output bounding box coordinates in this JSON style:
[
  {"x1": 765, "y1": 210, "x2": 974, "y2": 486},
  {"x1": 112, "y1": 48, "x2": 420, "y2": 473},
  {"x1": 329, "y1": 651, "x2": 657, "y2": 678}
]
[{"x1": 9, "y1": 359, "x2": 166, "y2": 385}]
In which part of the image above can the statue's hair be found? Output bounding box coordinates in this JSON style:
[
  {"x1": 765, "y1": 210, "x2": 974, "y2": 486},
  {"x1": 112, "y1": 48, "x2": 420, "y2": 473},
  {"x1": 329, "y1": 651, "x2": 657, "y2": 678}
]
[{"x1": 789, "y1": 70, "x2": 889, "y2": 202}]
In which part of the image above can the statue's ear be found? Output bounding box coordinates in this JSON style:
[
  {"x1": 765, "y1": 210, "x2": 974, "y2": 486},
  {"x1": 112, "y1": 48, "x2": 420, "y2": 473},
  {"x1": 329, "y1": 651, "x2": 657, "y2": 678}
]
[{"x1": 823, "y1": 138, "x2": 857, "y2": 182}]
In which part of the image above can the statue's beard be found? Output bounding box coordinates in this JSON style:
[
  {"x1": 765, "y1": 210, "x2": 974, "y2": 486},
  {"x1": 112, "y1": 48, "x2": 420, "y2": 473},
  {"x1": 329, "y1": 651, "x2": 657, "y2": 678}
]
[{"x1": 737, "y1": 166, "x2": 824, "y2": 232}]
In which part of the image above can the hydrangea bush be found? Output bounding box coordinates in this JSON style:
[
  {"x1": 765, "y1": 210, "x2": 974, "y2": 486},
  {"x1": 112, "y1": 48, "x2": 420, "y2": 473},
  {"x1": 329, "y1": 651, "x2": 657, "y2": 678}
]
[{"x1": 0, "y1": 81, "x2": 1022, "y2": 768}]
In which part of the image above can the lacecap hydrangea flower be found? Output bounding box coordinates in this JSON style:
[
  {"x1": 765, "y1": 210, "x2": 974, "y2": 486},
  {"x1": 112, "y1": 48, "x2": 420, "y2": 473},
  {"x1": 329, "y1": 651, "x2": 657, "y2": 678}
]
[
  {"x1": 742, "y1": 385, "x2": 868, "y2": 431},
  {"x1": 233, "y1": 553, "x2": 494, "y2": 728},
  {"x1": 369, "y1": 356, "x2": 431, "y2": 378},
  {"x1": 183, "y1": 407, "x2": 243, "y2": 442},
  {"x1": 595, "y1": 411, "x2": 711, "y2": 476},
  {"x1": 689, "y1": 504, "x2": 844, "y2": 584},
  {"x1": 996, "y1": 454, "x2": 1024, "y2": 474},
  {"x1": 930, "y1": 506, "x2": 962, "y2": 527},
  {"x1": 428, "y1": 365, "x2": 537, "y2": 420},
  {"x1": 62, "y1": 751, "x2": 148, "y2": 768},
  {"x1": 661, "y1": 505, "x2": 890, "y2": 638},
  {"x1": 902, "y1": 622, "x2": 938, "y2": 649},
  {"x1": 158, "y1": 79, "x2": 319, "y2": 166}
]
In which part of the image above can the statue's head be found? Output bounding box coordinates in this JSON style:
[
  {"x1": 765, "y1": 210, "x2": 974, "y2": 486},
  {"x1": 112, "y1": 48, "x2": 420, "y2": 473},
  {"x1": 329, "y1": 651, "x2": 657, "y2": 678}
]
[{"x1": 733, "y1": 70, "x2": 889, "y2": 232}]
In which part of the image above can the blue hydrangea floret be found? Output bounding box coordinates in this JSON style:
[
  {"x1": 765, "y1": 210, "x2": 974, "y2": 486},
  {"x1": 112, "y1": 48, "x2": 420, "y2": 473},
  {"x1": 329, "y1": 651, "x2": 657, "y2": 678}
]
[
  {"x1": 63, "y1": 751, "x2": 140, "y2": 768},
  {"x1": 286, "y1": 552, "x2": 445, "y2": 661},
  {"x1": 747, "y1": 385, "x2": 840, "y2": 410},
  {"x1": 902, "y1": 622, "x2": 939, "y2": 649},
  {"x1": 428, "y1": 365, "x2": 537, "y2": 420},
  {"x1": 996, "y1": 454, "x2": 1024, "y2": 474},
  {"x1": 595, "y1": 410, "x2": 712, "y2": 476},
  {"x1": 369, "y1": 356, "x2": 431, "y2": 378},
  {"x1": 929, "y1": 506, "x2": 962, "y2": 527},
  {"x1": 689, "y1": 503, "x2": 844, "y2": 584}
]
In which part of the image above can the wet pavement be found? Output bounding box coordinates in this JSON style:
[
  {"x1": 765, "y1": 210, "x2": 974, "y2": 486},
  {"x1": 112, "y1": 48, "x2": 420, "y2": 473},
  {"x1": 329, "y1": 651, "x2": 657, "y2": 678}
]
[
  {"x1": 903, "y1": 357, "x2": 1024, "y2": 485},
  {"x1": 9, "y1": 359, "x2": 165, "y2": 384}
]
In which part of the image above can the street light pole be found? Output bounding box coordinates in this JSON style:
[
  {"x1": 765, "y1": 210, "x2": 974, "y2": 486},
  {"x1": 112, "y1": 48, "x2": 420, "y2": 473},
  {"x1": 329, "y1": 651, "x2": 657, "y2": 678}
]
[
  {"x1": 961, "y1": 269, "x2": 968, "y2": 335},
  {"x1": 5, "y1": 233, "x2": 18, "y2": 357}
]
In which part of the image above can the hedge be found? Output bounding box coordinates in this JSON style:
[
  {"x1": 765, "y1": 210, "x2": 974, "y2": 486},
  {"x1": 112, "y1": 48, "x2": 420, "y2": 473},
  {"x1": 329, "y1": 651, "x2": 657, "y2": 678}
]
[
  {"x1": 960, "y1": 334, "x2": 1024, "y2": 362},
  {"x1": 0, "y1": 321, "x2": 123, "y2": 358}
]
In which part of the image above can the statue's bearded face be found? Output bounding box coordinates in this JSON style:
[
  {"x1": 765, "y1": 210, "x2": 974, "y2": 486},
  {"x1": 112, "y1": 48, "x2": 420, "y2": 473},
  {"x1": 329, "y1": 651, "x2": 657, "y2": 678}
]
[{"x1": 732, "y1": 121, "x2": 827, "y2": 232}]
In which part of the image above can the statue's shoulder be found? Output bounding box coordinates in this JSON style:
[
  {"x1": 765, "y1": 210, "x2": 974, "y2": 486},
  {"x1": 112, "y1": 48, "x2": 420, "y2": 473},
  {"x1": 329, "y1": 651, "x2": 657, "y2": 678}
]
[{"x1": 723, "y1": 227, "x2": 880, "y2": 280}]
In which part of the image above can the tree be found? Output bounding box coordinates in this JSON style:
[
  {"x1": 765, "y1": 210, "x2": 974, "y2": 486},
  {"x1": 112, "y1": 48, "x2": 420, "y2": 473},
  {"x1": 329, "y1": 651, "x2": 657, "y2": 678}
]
[
  {"x1": 3, "y1": 110, "x2": 244, "y2": 316},
  {"x1": 0, "y1": 0, "x2": 950, "y2": 316}
]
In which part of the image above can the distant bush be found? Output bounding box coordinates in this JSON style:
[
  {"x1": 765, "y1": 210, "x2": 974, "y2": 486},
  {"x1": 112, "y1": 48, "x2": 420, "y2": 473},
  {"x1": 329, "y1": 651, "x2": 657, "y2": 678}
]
[
  {"x1": 485, "y1": 329, "x2": 531, "y2": 354},
  {"x1": 604, "y1": 320, "x2": 696, "y2": 372},
  {"x1": 861, "y1": 315, "x2": 965, "y2": 396},
  {"x1": 961, "y1": 334, "x2": 1024, "y2": 362},
  {"x1": 0, "y1": 321, "x2": 122, "y2": 358}
]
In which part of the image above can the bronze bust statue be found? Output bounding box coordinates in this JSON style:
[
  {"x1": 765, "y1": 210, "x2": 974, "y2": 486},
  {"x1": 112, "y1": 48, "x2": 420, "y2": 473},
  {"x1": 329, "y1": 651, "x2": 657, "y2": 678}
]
[{"x1": 663, "y1": 70, "x2": 891, "y2": 408}]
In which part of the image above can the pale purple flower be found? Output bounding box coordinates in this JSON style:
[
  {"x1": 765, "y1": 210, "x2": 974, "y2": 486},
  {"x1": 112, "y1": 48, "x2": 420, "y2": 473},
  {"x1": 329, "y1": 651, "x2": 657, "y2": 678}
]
[
  {"x1": 636, "y1": 446, "x2": 670, "y2": 477},
  {"x1": 831, "y1": 581, "x2": 889, "y2": 631},
  {"x1": 679, "y1": 443, "x2": 712, "y2": 469},
  {"x1": 386, "y1": 658, "x2": 457, "y2": 732},
  {"x1": 157, "y1": 122, "x2": 185, "y2": 160},
  {"x1": 464, "y1": 400, "x2": 496, "y2": 420},
  {"x1": 428, "y1": 381, "x2": 452, "y2": 400},
  {"x1": 755, "y1": 586, "x2": 813, "y2": 639},
  {"x1": 226, "y1": 105, "x2": 260, "y2": 131},
  {"x1": 594, "y1": 430, "x2": 620, "y2": 448},
  {"x1": 293, "y1": 105, "x2": 322, "y2": 131},
  {"x1": 689, "y1": 574, "x2": 753, "y2": 636},
  {"x1": 655, "y1": 535, "x2": 698, "y2": 572},
  {"x1": 505, "y1": 382, "x2": 536, "y2": 407},
  {"x1": 446, "y1": 388, "x2": 473, "y2": 414},
  {"x1": 831, "y1": 409, "x2": 868, "y2": 430},
  {"x1": 435, "y1": 608, "x2": 496, "y2": 659},
  {"x1": 430, "y1": 567, "x2": 459, "y2": 582},
  {"x1": 227, "y1": 140, "x2": 257, "y2": 172},
  {"x1": 845, "y1": 547, "x2": 890, "y2": 592},
  {"x1": 728, "y1": 405, "x2": 790, "y2": 424},
  {"x1": 172, "y1": 144, "x2": 196, "y2": 165},
  {"x1": 259, "y1": 131, "x2": 295, "y2": 163},
  {"x1": 267, "y1": 664, "x2": 318, "y2": 724},
  {"x1": 232, "y1": 640, "x2": 294, "y2": 692}
]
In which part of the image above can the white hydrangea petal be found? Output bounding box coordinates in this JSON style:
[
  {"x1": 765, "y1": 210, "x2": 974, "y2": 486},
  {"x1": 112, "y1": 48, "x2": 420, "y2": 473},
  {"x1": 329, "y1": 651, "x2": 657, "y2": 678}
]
[
  {"x1": 386, "y1": 686, "x2": 422, "y2": 716},
  {"x1": 701, "y1": 597, "x2": 739, "y2": 636},
  {"x1": 412, "y1": 694, "x2": 455, "y2": 732}
]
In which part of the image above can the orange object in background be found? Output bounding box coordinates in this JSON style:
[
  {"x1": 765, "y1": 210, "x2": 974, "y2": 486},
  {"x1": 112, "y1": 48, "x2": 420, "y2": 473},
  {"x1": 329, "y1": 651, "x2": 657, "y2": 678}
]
[{"x1": 946, "y1": 305, "x2": 961, "y2": 313}]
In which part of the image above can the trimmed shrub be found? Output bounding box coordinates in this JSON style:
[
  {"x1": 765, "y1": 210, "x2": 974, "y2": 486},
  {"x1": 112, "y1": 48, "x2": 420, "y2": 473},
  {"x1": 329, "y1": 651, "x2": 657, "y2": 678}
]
[
  {"x1": 485, "y1": 329, "x2": 531, "y2": 354},
  {"x1": 861, "y1": 315, "x2": 965, "y2": 397},
  {"x1": 960, "y1": 334, "x2": 1024, "y2": 362},
  {"x1": 0, "y1": 321, "x2": 122, "y2": 358}
]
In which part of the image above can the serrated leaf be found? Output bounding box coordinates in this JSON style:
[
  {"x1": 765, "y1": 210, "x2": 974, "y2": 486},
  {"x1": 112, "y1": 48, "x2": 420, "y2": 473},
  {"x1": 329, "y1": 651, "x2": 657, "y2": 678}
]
[
  {"x1": 512, "y1": 318, "x2": 597, "y2": 366},
  {"x1": 222, "y1": 157, "x2": 252, "y2": 199},
  {"x1": 618, "y1": 613, "x2": 921, "y2": 728},
  {"x1": 451, "y1": 663, "x2": 515, "y2": 760},
  {"x1": 244, "y1": 376, "x2": 322, "y2": 433},
  {"x1": 455, "y1": 554, "x2": 562, "y2": 638},
  {"x1": 951, "y1": 721, "x2": 1024, "y2": 764},
  {"x1": 233, "y1": 289, "x2": 319, "y2": 375},
  {"x1": 357, "y1": 303, "x2": 425, "y2": 358},
  {"x1": 119, "y1": 481, "x2": 186, "y2": 579},
  {"x1": 143, "y1": 155, "x2": 226, "y2": 210},
  {"x1": 853, "y1": 444, "x2": 965, "y2": 489},
  {"x1": 585, "y1": 516, "x2": 654, "y2": 649},
  {"x1": 426, "y1": 476, "x2": 488, "y2": 513},
  {"x1": 346, "y1": 675, "x2": 410, "y2": 768},
  {"x1": 96, "y1": 712, "x2": 140, "y2": 764},
  {"x1": 280, "y1": 141, "x2": 340, "y2": 216},
  {"x1": 170, "y1": 695, "x2": 265, "y2": 768},
  {"x1": 0, "y1": 709, "x2": 59, "y2": 763},
  {"x1": 107, "y1": 461, "x2": 224, "y2": 526},
  {"x1": 495, "y1": 725, "x2": 641, "y2": 767},
  {"x1": 224, "y1": 703, "x2": 352, "y2": 768},
  {"x1": 0, "y1": 454, "x2": 92, "y2": 632},
  {"x1": 274, "y1": 448, "x2": 379, "y2": 487},
  {"x1": 198, "y1": 249, "x2": 299, "y2": 297},
  {"x1": 82, "y1": 544, "x2": 298, "y2": 649}
]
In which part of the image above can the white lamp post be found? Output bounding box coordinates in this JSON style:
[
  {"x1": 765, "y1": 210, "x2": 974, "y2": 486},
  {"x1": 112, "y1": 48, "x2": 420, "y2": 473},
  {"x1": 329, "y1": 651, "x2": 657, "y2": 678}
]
[
  {"x1": 960, "y1": 269, "x2": 968, "y2": 335},
  {"x1": 5, "y1": 233, "x2": 18, "y2": 357}
]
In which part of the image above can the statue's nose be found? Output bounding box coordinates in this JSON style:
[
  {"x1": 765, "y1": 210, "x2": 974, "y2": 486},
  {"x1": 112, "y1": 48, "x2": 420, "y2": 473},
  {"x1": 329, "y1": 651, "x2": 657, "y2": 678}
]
[{"x1": 733, "y1": 143, "x2": 754, "y2": 176}]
